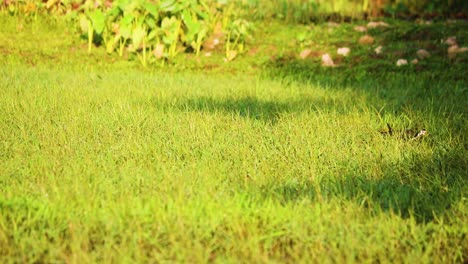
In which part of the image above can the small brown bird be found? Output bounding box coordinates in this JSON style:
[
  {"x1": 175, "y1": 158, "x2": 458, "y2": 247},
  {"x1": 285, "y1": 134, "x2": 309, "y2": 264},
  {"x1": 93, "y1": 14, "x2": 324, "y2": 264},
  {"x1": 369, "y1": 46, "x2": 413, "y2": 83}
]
[{"x1": 381, "y1": 124, "x2": 427, "y2": 141}]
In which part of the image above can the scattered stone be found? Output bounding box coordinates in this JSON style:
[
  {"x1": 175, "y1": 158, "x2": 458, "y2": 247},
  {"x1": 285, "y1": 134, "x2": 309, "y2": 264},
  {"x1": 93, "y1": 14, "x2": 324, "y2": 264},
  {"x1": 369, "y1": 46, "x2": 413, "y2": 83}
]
[
  {"x1": 321, "y1": 53, "x2": 335, "y2": 67},
  {"x1": 445, "y1": 36, "x2": 457, "y2": 46},
  {"x1": 374, "y1": 45, "x2": 383, "y2": 54},
  {"x1": 416, "y1": 49, "x2": 430, "y2": 60},
  {"x1": 337, "y1": 47, "x2": 350, "y2": 57},
  {"x1": 353, "y1": 26, "x2": 367, "y2": 32},
  {"x1": 367, "y1": 21, "x2": 389, "y2": 28},
  {"x1": 396, "y1": 59, "x2": 408, "y2": 66},
  {"x1": 411, "y1": 58, "x2": 419, "y2": 64},
  {"x1": 299, "y1": 49, "x2": 312, "y2": 59},
  {"x1": 359, "y1": 35, "x2": 374, "y2": 45}
]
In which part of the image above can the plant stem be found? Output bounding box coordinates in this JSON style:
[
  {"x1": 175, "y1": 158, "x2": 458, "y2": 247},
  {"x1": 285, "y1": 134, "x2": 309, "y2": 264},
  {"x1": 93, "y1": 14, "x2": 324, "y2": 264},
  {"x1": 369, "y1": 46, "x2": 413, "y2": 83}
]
[
  {"x1": 142, "y1": 37, "x2": 146, "y2": 67},
  {"x1": 87, "y1": 21, "x2": 93, "y2": 54}
]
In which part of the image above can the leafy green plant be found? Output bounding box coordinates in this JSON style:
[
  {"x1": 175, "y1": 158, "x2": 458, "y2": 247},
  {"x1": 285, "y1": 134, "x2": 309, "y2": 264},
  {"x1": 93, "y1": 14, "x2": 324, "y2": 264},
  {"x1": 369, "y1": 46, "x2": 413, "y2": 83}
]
[
  {"x1": 1, "y1": 0, "x2": 254, "y2": 66},
  {"x1": 84, "y1": 9, "x2": 105, "y2": 53},
  {"x1": 225, "y1": 18, "x2": 253, "y2": 61},
  {"x1": 160, "y1": 16, "x2": 181, "y2": 58},
  {"x1": 181, "y1": 9, "x2": 207, "y2": 56}
]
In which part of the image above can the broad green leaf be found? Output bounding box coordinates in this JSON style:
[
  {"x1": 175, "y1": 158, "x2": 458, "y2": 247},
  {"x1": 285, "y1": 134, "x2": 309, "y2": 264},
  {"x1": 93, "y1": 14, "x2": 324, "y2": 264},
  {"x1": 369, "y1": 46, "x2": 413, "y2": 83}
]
[
  {"x1": 182, "y1": 10, "x2": 201, "y2": 41},
  {"x1": 146, "y1": 29, "x2": 158, "y2": 41},
  {"x1": 116, "y1": 0, "x2": 131, "y2": 11},
  {"x1": 120, "y1": 14, "x2": 135, "y2": 26},
  {"x1": 161, "y1": 17, "x2": 180, "y2": 45},
  {"x1": 136, "y1": 16, "x2": 146, "y2": 28},
  {"x1": 195, "y1": 10, "x2": 209, "y2": 21},
  {"x1": 132, "y1": 25, "x2": 146, "y2": 50},
  {"x1": 88, "y1": 10, "x2": 106, "y2": 35},
  {"x1": 119, "y1": 19, "x2": 133, "y2": 39},
  {"x1": 181, "y1": 10, "x2": 193, "y2": 26},
  {"x1": 107, "y1": 6, "x2": 122, "y2": 20},
  {"x1": 145, "y1": 16, "x2": 157, "y2": 30},
  {"x1": 160, "y1": 0, "x2": 176, "y2": 12},
  {"x1": 161, "y1": 16, "x2": 177, "y2": 30},
  {"x1": 79, "y1": 14, "x2": 89, "y2": 33},
  {"x1": 122, "y1": 0, "x2": 140, "y2": 16},
  {"x1": 142, "y1": 2, "x2": 159, "y2": 19}
]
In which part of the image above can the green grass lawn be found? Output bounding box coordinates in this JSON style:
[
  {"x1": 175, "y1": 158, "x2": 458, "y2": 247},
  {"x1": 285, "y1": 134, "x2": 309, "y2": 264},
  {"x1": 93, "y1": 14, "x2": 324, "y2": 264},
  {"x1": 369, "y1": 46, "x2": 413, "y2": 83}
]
[{"x1": 0, "y1": 16, "x2": 467, "y2": 263}]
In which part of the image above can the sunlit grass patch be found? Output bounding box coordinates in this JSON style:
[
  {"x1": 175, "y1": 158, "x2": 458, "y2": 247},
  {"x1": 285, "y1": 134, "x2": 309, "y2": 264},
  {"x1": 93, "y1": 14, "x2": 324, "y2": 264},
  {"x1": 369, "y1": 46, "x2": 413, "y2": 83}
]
[{"x1": 0, "y1": 15, "x2": 467, "y2": 263}]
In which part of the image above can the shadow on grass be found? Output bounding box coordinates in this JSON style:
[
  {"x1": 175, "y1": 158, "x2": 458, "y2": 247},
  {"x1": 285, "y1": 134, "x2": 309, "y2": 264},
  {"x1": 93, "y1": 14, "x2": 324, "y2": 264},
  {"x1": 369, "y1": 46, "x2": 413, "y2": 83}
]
[
  {"x1": 152, "y1": 54, "x2": 466, "y2": 222},
  {"x1": 156, "y1": 96, "x2": 337, "y2": 123},
  {"x1": 254, "y1": 55, "x2": 467, "y2": 222},
  {"x1": 264, "y1": 57, "x2": 465, "y2": 106},
  {"x1": 255, "y1": 135, "x2": 466, "y2": 223},
  {"x1": 161, "y1": 90, "x2": 465, "y2": 222}
]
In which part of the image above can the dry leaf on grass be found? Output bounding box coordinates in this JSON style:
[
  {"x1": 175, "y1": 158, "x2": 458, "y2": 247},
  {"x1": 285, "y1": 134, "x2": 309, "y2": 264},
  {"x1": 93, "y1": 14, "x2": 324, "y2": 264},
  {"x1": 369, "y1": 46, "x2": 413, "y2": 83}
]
[
  {"x1": 248, "y1": 47, "x2": 259, "y2": 56},
  {"x1": 203, "y1": 24, "x2": 223, "y2": 52},
  {"x1": 359, "y1": 35, "x2": 374, "y2": 45},
  {"x1": 153, "y1": 44, "x2": 164, "y2": 59},
  {"x1": 203, "y1": 37, "x2": 221, "y2": 51},
  {"x1": 321, "y1": 53, "x2": 335, "y2": 67},
  {"x1": 299, "y1": 49, "x2": 312, "y2": 59},
  {"x1": 367, "y1": 21, "x2": 389, "y2": 28},
  {"x1": 337, "y1": 47, "x2": 350, "y2": 57},
  {"x1": 112, "y1": 23, "x2": 119, "y2": 34}
]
